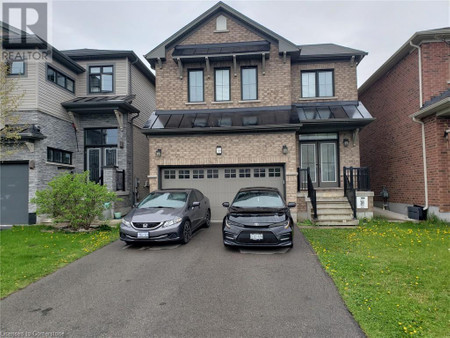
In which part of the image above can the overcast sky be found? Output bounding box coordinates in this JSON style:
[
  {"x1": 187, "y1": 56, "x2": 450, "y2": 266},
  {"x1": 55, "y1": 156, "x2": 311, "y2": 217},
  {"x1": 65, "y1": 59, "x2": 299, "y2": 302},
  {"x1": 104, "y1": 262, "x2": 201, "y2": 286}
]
[{"x1": 49, "y1": 0, "x2": 449, "y2": 86}]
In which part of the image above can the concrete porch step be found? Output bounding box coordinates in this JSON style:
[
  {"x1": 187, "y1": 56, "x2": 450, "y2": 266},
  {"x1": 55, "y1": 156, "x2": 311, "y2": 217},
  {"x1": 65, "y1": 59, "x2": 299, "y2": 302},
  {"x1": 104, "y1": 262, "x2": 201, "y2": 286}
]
[
  {"x1": 317, "y1": 203, "x2": 352, "y2": 209},
  {"x1": 314, "y1": 219, "x2": 359, "y2": 226},
  {"x1": 316, "y1": 197, "x2": 349, "y2": 203},
  {"x1": 317, "y1": 208, "x2": 354, "y2": 215},
  {"x1": 315, "y1": 190, "x2": 345, "y2": 198},
  {"x1": 317, "y1": 214, "x2": 355, "y2": 221}
]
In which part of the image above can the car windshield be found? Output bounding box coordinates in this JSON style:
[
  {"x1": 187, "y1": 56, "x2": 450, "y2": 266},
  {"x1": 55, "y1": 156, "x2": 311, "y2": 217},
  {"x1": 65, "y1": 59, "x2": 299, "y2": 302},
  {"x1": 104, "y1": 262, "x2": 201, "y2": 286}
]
[
  {"x1": 138, "y1": 192, "x2": 188, "y2": 209},
  {"x1": 231, "y1": 190, "x2": 285, "y2": 208}
]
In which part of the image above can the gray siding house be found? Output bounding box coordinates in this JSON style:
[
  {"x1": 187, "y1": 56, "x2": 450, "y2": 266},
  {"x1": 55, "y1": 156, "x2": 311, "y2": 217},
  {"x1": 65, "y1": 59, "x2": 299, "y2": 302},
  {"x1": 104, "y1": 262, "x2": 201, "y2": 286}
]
[{"x1": 0, "y1": 23, "x2": 155, "y2": 225}]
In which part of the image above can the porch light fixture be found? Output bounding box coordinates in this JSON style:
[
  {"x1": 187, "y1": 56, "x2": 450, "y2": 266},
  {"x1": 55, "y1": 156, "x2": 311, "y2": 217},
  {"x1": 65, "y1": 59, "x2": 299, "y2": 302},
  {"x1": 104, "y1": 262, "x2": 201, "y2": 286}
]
[
  {"x1": 343, "y1": 138, "x2": 350, "y2": 147},
  {"x1": 216, "y1": 146, "x2": 222, "y2": 155},
  {"x1": 156, "y1": 149, "x2": 162, "y2": 157},
  {"x1": 282, "y1": 144, "x2": 288, "y2": 155}
]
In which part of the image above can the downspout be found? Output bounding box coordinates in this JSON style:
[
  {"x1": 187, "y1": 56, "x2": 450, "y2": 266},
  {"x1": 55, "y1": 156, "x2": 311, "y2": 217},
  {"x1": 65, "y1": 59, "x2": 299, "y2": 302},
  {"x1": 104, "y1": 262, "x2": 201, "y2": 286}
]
[
  {"x1": 129, "y1": 55, "x2": 140, "y2": 205},
  {"x1": 410, "y1": 41, "x2": 428, "y2": 211}
]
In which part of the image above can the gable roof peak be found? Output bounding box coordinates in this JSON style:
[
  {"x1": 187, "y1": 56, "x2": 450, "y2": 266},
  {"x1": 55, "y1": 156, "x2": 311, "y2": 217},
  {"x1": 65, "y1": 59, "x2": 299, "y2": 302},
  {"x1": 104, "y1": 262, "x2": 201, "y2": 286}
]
[{"x1": 145, "y1": 1, "x2": 299, "y2": 64}]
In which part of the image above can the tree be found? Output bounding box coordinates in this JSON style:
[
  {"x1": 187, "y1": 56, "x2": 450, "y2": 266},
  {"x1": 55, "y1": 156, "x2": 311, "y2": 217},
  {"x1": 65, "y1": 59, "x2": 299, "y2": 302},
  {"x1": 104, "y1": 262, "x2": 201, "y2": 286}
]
[
  {"x1": 32, "y1": 172, "x2": 118, "y2": 229},
  {"x1": 0, "y1": 60, "x2": 25, "y2": 156}
]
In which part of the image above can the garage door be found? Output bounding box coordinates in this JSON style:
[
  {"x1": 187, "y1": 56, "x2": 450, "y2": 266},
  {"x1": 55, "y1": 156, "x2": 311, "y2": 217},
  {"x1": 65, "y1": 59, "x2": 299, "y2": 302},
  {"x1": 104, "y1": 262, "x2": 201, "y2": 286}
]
[
  {"x1": 161, "y1": 166, "x2": 284, "y2": 221},
  {"x1": 0, "y1": 163, "x2": 29, "y2": 225}
]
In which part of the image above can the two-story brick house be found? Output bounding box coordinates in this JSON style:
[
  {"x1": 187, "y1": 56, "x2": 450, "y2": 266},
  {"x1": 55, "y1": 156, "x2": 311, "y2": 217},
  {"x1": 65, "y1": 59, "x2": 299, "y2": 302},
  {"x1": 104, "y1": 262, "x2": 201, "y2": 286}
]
[
  {"x1": 0, "y1": 22, "x2": 155, "y2": 225},
  {"x1": 359, "y1": 28, "x2": 450, "y2": 221},
  {"x1": 143, "y1": 2, "x2": 374, "y2": 223}
]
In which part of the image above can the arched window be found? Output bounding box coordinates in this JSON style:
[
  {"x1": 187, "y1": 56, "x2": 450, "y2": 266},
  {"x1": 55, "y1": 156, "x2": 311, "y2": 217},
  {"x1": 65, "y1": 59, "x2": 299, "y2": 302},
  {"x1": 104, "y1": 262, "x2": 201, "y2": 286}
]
[{"x1": 216, "y1": 15, "x2": 227, "y2": 31}]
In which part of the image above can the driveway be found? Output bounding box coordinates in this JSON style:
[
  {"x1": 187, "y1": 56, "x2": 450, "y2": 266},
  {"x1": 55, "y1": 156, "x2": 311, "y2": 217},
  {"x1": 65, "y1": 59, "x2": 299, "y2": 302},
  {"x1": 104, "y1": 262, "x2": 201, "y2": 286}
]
[{"x1": 0, "y1": 224, "x2": 364, "y2": 337}]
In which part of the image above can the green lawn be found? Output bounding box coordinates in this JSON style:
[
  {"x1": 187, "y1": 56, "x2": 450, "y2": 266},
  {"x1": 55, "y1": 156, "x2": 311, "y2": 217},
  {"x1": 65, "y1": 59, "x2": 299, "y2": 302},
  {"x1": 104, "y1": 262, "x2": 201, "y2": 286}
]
[
  {"x1": 0, "y1": 225, "x2": 119, "y2": 299},
  {"x1": 301, "y1": 219, "x2": 449, "y2": 337}
]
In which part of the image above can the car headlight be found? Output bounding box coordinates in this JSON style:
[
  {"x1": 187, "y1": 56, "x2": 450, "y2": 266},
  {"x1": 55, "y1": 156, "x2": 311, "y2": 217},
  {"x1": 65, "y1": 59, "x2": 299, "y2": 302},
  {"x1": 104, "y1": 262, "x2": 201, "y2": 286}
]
[
  {"x1": 121, "y1": 219, "x2": 132, "y2": 227},
  {"x1": 161, "y1": 217, "x2": 182, "y2": 228},
  {"x1": 225, "y1": 218, "x2": 242, "y2": 228},
  {"x1": 269, "y1": 220, "x2": 290, "y2": 229}
]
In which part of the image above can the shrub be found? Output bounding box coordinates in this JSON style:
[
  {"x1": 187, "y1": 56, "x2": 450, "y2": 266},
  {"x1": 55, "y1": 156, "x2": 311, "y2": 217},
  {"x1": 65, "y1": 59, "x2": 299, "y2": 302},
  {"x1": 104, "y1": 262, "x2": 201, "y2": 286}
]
[{"x1": 32, "y1": 171, "x2": 117, "y2": 229}]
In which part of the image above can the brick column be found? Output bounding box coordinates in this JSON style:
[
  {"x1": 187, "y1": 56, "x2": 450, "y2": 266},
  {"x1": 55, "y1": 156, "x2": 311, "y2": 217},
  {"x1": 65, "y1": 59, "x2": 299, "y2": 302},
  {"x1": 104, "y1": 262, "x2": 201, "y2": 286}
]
[{"x1": 102, "y1": 166, "x2": 117, "y2": 192}]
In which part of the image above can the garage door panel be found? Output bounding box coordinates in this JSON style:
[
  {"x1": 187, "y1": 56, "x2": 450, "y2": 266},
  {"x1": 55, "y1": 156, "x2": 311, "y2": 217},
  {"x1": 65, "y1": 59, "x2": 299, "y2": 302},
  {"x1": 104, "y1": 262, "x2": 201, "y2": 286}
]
[
  {"x1": 0, "y1": 164, "x2": 29, "y2": 225},
  {"x1": 161, "y1": 166, "x2": 284, "y2": 221}
]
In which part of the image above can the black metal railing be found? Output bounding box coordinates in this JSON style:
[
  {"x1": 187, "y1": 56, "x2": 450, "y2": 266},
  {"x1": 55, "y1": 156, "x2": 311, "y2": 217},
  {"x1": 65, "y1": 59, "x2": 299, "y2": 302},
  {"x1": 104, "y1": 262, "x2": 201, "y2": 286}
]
[
  {"x1": 298, "y1": 167, "x2": 318, "y2": 219},
  {"x1": 116, "y1": 169, "x2": 125, "y2": 191},
  {"x1": 343, "y1": 167, "x2": 370, "y2": 218}
]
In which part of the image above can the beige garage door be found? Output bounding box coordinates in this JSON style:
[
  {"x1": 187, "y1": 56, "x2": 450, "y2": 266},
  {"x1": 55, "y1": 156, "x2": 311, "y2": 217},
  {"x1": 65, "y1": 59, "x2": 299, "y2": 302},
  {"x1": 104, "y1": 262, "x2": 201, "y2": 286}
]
[{"x1": 161, "y1": 166, "x2": 284, "y2": 221}]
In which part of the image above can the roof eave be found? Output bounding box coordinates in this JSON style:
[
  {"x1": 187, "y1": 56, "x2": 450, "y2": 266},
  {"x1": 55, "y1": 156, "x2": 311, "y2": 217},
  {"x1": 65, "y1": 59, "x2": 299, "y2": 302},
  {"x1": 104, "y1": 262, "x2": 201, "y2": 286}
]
[
  {"x1": 410, "y1": 97, "x2": 450, "y2": 120},
  {"x1": 143, "y1": 123, "x2": 301, "y2": 136},
  {"x1": 359, "y1": 28, "x2": 450, "y2": 94}
]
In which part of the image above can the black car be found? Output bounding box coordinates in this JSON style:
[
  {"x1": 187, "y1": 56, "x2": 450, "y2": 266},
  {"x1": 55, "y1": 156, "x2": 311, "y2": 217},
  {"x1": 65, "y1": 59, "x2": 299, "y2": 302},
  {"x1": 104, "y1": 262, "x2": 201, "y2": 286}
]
[
  {"x1": 120, "y1": 189, "x2": 211, "y2": 245},
  {"x1": 222, "y1": 187, "x2": 296, "y2": 248}
]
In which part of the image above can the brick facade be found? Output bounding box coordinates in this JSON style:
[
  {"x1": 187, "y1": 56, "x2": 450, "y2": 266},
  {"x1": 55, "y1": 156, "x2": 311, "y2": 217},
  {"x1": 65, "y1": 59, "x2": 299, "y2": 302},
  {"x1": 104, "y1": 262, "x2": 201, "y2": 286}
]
[
  {"x1": 148, "y1": 6, "x2": 368, "y2": 222},
  {"x1": 360, "y1": 40, "x2": 450, "y2": 218}
]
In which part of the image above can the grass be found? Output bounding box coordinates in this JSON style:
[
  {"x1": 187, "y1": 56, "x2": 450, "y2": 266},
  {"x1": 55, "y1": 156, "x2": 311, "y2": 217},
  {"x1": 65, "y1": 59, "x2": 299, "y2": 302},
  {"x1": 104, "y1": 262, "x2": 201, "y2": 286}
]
[
  {"x1": 301, "y1": 218, "x2": 449, "y2": 337},
  {"x1": 0, "y1": 225, "x2": 119, "y2": 299}
]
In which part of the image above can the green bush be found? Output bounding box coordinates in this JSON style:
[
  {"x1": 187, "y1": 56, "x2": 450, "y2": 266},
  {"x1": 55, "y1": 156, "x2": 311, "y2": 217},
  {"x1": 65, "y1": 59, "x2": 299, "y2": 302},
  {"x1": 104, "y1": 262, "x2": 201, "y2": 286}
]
[{"x1": 32, "y1": 171, "x2": 117, "y2": 229}]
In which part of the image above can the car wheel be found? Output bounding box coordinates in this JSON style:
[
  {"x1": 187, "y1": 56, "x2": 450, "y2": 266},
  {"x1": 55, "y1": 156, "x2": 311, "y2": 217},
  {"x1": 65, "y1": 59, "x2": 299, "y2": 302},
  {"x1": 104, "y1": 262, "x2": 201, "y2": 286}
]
[
  {"x1": 181, "y1": 220, "x2": 192, "y2": 244},
  {"x1": 204, "y1": 210, "x2": 211, "y2": 228}
]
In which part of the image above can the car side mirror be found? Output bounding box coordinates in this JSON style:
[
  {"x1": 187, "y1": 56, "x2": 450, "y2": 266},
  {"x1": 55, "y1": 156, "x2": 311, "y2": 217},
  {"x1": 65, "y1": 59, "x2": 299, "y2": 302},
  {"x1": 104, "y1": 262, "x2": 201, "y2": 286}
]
[
  {"x1": 222, "y1": 202, "x2": 230, "y2": 208},
  {"x1": 192, "y1": 201, "x2": 200, "y2": 208},
  {"x1": 287, "y1": 202, "x2": 296, "y2": 208}
]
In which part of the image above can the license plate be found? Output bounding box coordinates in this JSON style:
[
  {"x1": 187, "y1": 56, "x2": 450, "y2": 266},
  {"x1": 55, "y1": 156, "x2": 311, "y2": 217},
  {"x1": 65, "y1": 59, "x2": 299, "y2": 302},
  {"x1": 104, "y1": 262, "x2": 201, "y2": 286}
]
[
  {"x1": 250, "y1": 233, "x2": 263, "y2": 241},
  {"x1": 137, "y1": 232, "x2": 149, "y2": 239}
]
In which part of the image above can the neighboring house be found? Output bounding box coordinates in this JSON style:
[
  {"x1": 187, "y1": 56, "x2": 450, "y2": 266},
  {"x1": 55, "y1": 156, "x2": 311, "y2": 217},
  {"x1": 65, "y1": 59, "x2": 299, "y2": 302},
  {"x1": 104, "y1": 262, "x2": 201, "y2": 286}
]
[
  {"x1": 143, "y1": 2, "x2": 374, "y2": 224},
  {"x1": 359, "y1": 28, "x2": 450, "y2": 221},
  {"x1": 0, "y1": 22, "x2": 156, "y2": 225}
]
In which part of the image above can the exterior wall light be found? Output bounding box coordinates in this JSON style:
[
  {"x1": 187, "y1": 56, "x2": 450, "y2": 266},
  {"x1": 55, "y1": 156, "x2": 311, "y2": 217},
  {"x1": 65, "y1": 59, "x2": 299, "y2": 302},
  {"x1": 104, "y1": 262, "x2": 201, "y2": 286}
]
[
  {"x1": 216, "y1": 146, "x2": 222, "y2": 155},
  {"x1": 282, "y1": 144, "x2": 288, "y2": 155},
  {"x1": 156, "y1": 149, "x2": 162, "y2": 157},
  {"x1": 343, "y1": 138, "x2": 350, "y2": 147}
]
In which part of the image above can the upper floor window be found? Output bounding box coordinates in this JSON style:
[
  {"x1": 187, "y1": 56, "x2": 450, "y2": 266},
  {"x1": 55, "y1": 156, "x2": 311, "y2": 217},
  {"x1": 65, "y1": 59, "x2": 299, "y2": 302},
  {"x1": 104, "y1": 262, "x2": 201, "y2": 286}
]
[
  {"x1": 7, "y1": 59, "x2": 25, "y2": 75},
  {"x1": 301, "y1": 70, "x2": 334, "y2": 98},
  {"x1": 215, "y1": 68, "x2": 230, "y2": 101},
  {"x1": 89, "y1": 66, "x2": 113, "y2": 93},
  {"x1": 241, "y1": 67, "x2": 257, "y2": 100},
  {"x1": 188, "y1": 69, "x2": 204, "y2": 102},
  {"x1": 47, "y1": 65, "x2": 75, "y2": 93}
]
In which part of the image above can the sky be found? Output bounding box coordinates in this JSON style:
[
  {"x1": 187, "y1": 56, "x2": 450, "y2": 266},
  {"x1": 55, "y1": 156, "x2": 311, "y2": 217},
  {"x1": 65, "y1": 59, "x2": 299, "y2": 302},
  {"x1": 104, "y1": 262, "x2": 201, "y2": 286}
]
[{"x1": 47, "y1": 0, "x2": 449, "y2": 87}]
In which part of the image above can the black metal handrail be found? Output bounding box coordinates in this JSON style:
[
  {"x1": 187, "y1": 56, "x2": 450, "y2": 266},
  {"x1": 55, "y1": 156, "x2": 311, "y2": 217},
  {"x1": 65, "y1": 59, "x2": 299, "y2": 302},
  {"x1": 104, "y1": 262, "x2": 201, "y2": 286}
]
[
  {"x1": 343, "y1": 167, "x2": 369, "y2": 218},
  {"x1": 298, "y1": 167, "x2": 318, "y2": 219}
]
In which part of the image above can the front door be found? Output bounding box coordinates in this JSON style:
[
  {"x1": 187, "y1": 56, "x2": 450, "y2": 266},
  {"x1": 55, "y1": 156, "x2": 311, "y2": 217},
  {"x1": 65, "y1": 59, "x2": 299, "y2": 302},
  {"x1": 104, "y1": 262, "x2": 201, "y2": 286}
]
[
  {"x1": 87, "y1": 148, "x2": 101, "y2": 182},
  {"x1": 300, "y1": 141, "x2": 338, "y2": 188}
]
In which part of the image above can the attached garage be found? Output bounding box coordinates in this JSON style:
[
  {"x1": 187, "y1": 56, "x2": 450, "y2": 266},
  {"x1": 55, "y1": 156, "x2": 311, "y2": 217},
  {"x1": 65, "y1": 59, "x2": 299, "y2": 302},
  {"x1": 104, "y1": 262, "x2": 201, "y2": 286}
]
[
  {"x1": 0, "y1": 163, "x2": 29, "y2": 225},
  {"x1": 161, "y1": 165, "x2": 285, "y2": 221}
]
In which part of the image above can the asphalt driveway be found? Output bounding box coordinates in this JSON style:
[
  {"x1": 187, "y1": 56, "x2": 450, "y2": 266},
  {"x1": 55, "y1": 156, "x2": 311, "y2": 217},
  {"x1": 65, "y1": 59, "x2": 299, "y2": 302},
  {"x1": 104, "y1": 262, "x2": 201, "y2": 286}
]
[{"x1": 0, "y1": 224, "x2": 364, "y2": 337}]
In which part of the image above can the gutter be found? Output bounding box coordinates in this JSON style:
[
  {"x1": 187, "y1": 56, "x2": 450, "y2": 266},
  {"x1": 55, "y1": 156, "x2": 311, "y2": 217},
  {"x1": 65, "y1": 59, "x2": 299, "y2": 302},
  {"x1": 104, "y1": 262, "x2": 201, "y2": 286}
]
[{"x1": 410, "y1": 41, "x2": 428, "y2": 211}]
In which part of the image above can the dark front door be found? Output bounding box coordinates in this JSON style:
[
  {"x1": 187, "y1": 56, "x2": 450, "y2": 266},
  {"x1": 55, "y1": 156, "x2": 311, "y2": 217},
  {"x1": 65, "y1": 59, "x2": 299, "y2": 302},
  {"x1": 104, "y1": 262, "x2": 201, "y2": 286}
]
[
  {"x1": 0, "y1": 163, "x2": 29, "y2": 224},
  {"x1": 300, "y1": 141, "x2": 338, "y2": 188}
]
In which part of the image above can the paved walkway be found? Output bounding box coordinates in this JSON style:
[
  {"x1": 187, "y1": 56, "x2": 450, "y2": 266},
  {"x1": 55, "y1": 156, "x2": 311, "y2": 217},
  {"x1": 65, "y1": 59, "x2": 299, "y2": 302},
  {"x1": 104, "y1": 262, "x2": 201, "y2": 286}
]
[{"x1": 1, "y1": 224, "x2": 364, "y2": 337}]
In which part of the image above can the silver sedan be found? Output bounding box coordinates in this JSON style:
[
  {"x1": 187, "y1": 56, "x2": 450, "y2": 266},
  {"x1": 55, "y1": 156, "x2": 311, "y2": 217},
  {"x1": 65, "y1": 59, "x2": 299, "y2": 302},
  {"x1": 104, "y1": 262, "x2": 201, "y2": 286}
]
[{"x1": 120, "y1": 189, "x2": 211, "y2": 245}]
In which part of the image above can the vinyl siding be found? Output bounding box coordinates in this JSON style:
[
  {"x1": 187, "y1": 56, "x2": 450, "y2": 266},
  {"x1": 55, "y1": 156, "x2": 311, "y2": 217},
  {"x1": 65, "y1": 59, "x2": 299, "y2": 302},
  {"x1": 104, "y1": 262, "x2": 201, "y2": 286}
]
[
  {"x1": 8, "y1": 50, "x2": 38, "y2": 110},
  {"x1": 37, "y1": 60, "x2": 77, "y2": 121},
  {"x1": 130, "y1": 62, "x2": 156, "y2": 128},
  {"x1": 75, "y1": 58, "x2": 129, "y2": 96}
]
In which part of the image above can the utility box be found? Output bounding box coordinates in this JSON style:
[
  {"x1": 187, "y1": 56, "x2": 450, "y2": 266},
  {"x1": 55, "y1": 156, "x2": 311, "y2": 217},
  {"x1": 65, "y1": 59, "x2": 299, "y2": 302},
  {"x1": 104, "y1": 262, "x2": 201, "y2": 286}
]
[{"x1": 407, "y1": 205, "x2": 427, "y2": 220}]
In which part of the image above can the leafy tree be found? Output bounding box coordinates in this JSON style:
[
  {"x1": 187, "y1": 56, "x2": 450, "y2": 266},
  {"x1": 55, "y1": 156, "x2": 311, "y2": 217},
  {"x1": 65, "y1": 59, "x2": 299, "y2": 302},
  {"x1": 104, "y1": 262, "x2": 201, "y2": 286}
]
[
  {"x1": 0, "y1": 60, "x2": 25, "y2": 156},
  {"x1": 32, "y1": 172, "x2": 118, "y2": 229}
]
